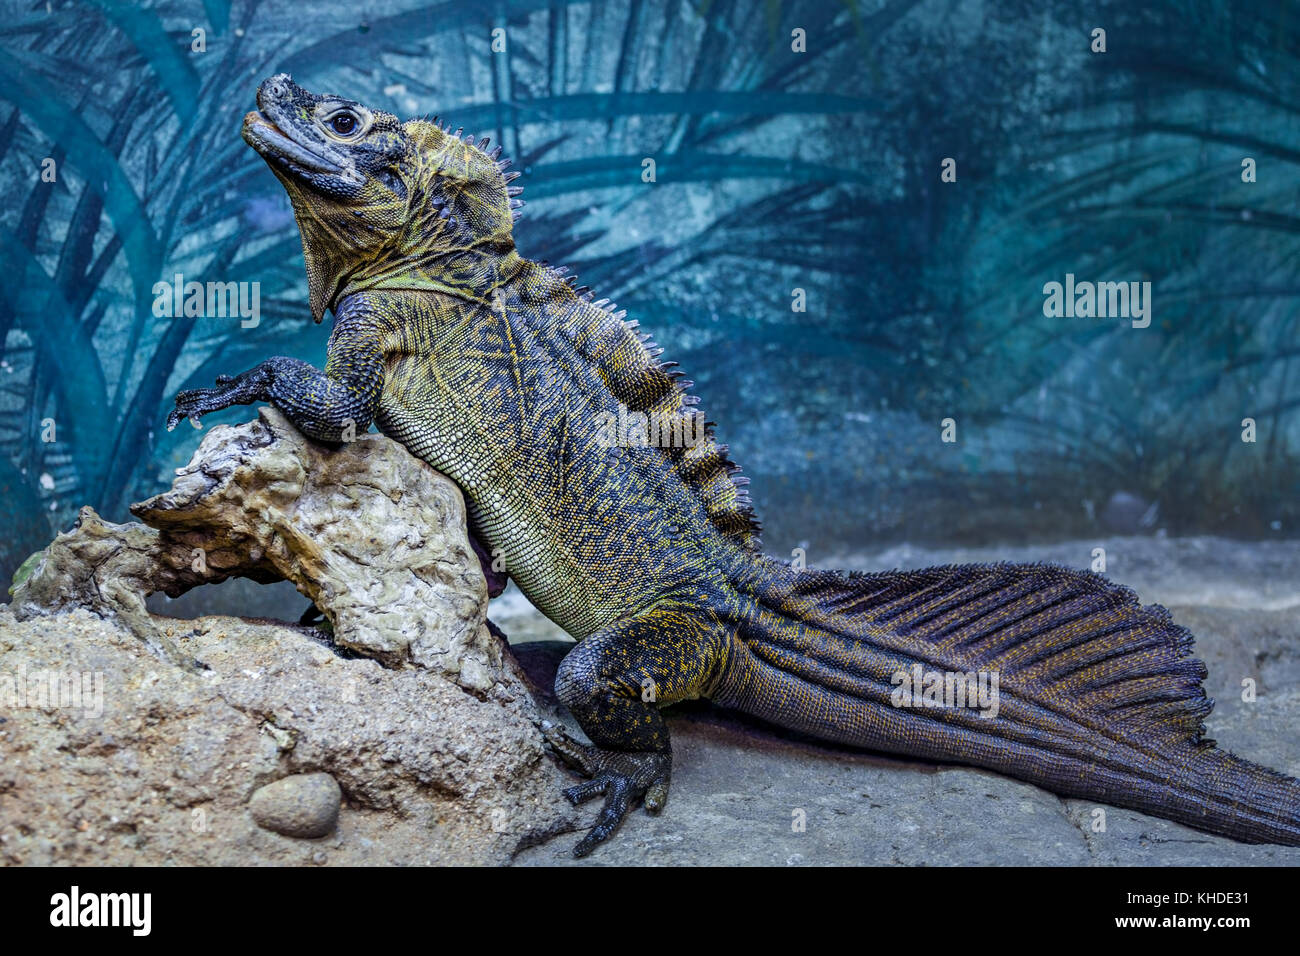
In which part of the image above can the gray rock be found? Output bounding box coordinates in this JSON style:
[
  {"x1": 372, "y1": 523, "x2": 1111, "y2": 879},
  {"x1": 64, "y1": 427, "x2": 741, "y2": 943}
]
[
  {"x1": 249, "y1": 773, "x2": 341, "y2": 838},
  {"x1": 0, "y1": 605, "x2": 576, "y2": 865},
  {"x1": 0, "y1": 409, "x2": 579, "y2": 865},
  {"x1": 12, "y1": 406, "x2": 501, "y2": 693}
]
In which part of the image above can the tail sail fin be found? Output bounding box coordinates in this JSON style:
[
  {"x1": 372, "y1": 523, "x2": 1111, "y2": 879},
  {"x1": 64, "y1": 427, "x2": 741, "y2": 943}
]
[{"x1": 715, "y1": 561, "x2": 1300, "y2": 845}]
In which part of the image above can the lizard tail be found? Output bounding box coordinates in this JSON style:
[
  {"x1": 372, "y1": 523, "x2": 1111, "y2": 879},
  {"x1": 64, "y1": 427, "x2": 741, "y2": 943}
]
[{"x1": 714, "y1": 560, "x2": 1300, "y2": 845}]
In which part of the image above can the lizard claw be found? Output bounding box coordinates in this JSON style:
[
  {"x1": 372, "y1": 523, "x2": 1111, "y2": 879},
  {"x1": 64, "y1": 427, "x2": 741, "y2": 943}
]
[
  {"x1": 165, "y1": 367, "x2": 270, "y2": 433},
  {"x1": 166, "y1": 398, "x2": 206, "y2": 432},
  {"x1": 166, "y1": 386, "x2": 223, "y2": 432},
  {"x1": 556, "y1": 746, "x2": 671, "y2": 858},
  {"x1": 565, "y1": 772, "x2": 635, "y2": 857},
  {"x1": 165, "y1": 405, "x2": 199, "y2": 432}
]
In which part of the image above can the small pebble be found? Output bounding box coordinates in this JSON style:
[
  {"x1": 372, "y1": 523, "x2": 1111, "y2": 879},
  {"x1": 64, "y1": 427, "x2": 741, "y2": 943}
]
[{"x1": 248, "y1": 772, "x2": 341, "y2": 838}]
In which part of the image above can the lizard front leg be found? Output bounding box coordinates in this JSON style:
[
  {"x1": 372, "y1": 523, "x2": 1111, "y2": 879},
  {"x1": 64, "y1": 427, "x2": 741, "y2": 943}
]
[
  {"x1": 166, "y1": 299, "x2": 385, "y2": 440},
  {"x1": 551, "y1": 603, "x2": 730, "y2": 857}
]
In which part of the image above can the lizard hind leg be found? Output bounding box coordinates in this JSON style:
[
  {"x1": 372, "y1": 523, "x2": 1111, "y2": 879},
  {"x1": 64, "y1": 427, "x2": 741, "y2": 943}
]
[{"x1": 551, "y1": 605, "x2": 728, "y2": 858}]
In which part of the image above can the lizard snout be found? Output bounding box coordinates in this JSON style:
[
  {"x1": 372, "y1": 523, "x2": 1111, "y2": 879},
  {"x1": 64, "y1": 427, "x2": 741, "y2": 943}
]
[{"x1": 257, "y1": 73, "x2": 301, "y2": 111}]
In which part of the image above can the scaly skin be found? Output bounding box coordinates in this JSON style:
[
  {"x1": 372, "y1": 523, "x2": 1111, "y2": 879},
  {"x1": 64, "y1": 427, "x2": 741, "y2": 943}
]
[{"x1": 168, "y1": 76, "x2": 1300, "y2": 857}]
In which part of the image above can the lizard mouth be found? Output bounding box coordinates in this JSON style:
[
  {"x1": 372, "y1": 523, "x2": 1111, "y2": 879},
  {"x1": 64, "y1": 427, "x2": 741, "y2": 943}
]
[{"x1": 243, "y1": 111, "x2": 347, "y2": 177}]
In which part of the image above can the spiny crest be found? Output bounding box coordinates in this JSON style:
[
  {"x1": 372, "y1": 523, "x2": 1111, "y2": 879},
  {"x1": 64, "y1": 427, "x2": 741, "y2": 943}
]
[
  {"x1": 538, "y1": 264, "x2": 762, "y2": 551},
  {"x1": 403, "y1": 116, "x2": 525, "y2": 230}
]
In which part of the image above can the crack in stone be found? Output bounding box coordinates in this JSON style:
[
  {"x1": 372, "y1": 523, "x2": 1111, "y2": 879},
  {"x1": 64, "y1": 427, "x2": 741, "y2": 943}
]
[{"x1": 1057, "y1": 795, "x2": 1098, "y2": 862}]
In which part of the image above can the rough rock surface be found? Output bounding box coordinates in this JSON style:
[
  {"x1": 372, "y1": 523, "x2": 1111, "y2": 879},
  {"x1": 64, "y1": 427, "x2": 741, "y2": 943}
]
[
  {"x1": 0, "y1": 605, "x2": 578, "y2": 865},
  {"x1": 11, "y1": 406, "x2": 500, "y2": 692},
  {"x1": 0, "y1": 409, "x2": 582, "y2": 864}
]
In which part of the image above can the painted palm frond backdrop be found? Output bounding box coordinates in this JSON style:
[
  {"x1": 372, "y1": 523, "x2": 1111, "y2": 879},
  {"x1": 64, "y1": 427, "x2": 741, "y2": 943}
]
[{"x1": 1, "y1": 0, "x2": 1297, "y2": 582}]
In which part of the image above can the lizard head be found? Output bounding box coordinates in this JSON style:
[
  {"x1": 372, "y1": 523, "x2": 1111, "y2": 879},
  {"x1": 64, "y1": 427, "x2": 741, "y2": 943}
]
[{"x1": 244, "y1": 74, "x2": 521, "y2": 321}]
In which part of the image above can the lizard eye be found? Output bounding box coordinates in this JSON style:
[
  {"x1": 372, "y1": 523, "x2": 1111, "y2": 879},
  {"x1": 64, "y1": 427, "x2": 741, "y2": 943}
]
[{"x1": 330, "y1": 112, "x2": 358, "y2": 136}]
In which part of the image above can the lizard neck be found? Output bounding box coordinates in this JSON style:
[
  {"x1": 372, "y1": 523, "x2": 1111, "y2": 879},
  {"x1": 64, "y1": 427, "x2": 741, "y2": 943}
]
[{"x1": 337, "y1": 245, "x2": 526, "y2": 308}]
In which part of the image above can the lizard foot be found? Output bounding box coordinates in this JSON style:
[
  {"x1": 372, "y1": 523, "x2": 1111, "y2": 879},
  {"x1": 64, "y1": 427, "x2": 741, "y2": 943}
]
[
  {"x1": 542, "y1": 723, "x2": 670, "y2": 857},
  {"x1": 166, "y1": 366, "x2": 271, "y2": 431}
]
